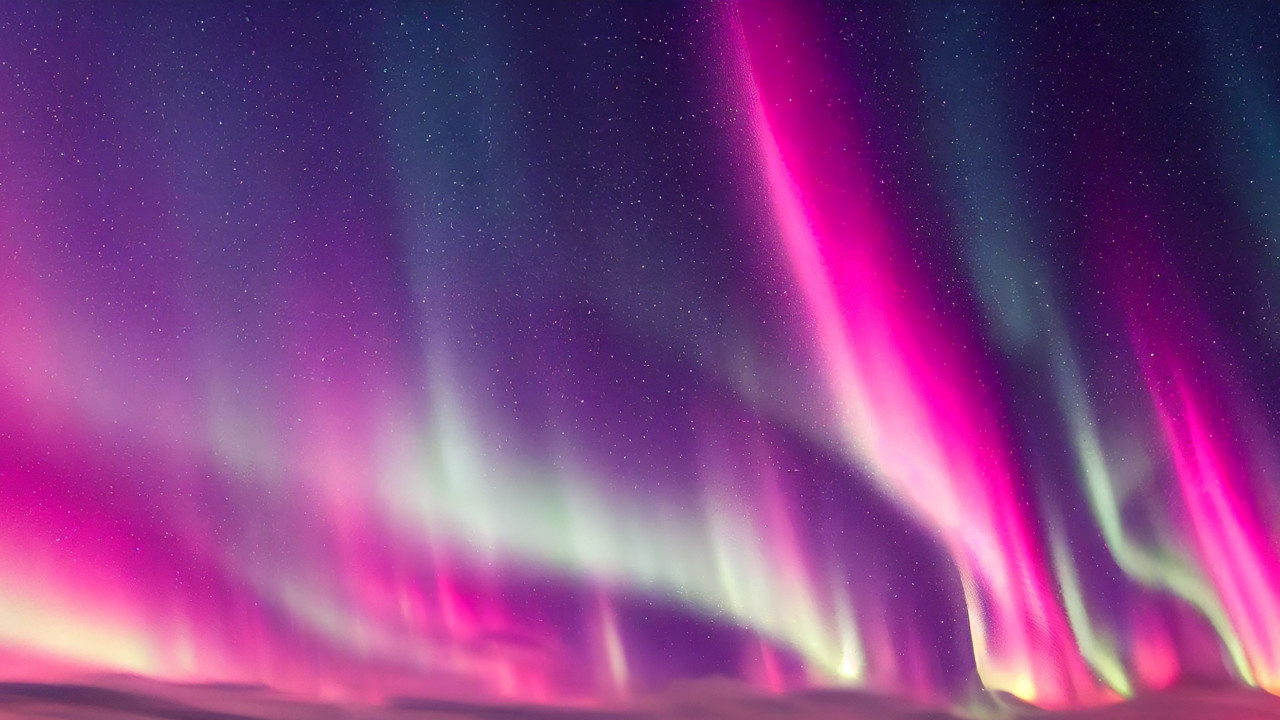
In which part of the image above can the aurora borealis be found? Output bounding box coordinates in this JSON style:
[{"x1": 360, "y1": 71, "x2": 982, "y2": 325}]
[{"x1": 4, "y1": 2, "x2": 1280, "y2": 718}]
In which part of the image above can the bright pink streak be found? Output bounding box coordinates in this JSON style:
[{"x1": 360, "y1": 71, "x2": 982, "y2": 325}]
[
  {"x1": 1131, "y1": 603, "x2": 1180, "y2": 691},
  {"x1": 1099, "y1": 182, "x2": 1280, "y2": 692},
  {"x1": 1148, "y1": 366, "x2": 1280, "y2": 691},
  {"x1": 729, "y1": 0, "x2": 1105, "y2": 706}
]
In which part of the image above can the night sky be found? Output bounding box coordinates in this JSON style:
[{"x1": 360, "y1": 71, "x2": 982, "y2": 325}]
[{"x1": 3, "y1": 2, "x2": 1280, "y2": 719}]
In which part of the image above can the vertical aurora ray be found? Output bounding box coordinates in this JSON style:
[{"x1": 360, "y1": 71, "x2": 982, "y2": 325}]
[
  {"x1": 1124, "y1": 260, "x2": 1280, "y2": 694},
  {"x1": 1051, "y1": 340, "x2": 1253, "y2": 689},
  {"x1": 905, "y1": 1, "x2": 1257, "y2": 696},
  {"x1": 907, "y1": 5, "x2": 1141, "y2": 696},
  {"x1": 1152, "y1": 372, "x2": 1280, "y2": 691},
  {"x1": 728, "y1": 0, "x2": 1105, "y2": 707}
]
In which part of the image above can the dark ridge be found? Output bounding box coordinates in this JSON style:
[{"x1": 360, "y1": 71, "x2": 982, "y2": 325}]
[
  {"x1": 0, "y1": 681, "x2": 263, "y2": 720},
  {"x1": 389, "y1": 696, "x2": 646, "y2": 719}
]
